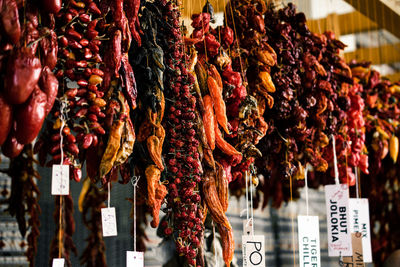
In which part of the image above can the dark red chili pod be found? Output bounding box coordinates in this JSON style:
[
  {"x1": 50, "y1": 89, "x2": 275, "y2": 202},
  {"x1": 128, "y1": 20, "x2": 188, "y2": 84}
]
[
  {"x1": 86, "y1": 29, "x2": 98, "y2": 40},
  {"x1": 65, "y1": 88, "x2": 78, "y2": 98},
  {"x1": 72, "y1": 167, "x2": 82, "y2": 182},
  {"x1": 75, "y1": 60, "x2": 88, "y2": 68},
  {"x1": 14, "y1": 86, "x2": 47, "y2": 144},
  {"x1": 51, "y1": 133, "x2": 61, "y2": 142},
  {"x1": 66, "y1": 28, "x2": 82, "y2": 40},
  {"x1": 84, "y1": 48, "x2": 92, "y2": 59},
  {"x1": 91, "y1": 68, "x2": 104, "y2": 76},
  {"x1": 68, "y1": 39, "x2": 82, "y2": 49},
  {"x1": 88, "y1": 2, "x2": 101, "y2": 15},
  {"x1": 87, "y1": 113, "x2": 98, "y2": 122},
  {"x1": 4, "y1": 50, "x2": 42, "y2": 104},
  {"x1": 82, "y1": 134, "x2": 93, "y2": 149},
  {"x1": 1, "y1": 0, "x2": 21, "y2": 44},
  {"x1": 79, "y1": 13, "x2": 91, "y2": 23},
  {"x1": 67, "y1": 143, "x2": 79, "y2": 156},
  {"x1": 67, "y1": 134, "x2": 76, "y2": 143},
  {"x1": 76, "y1": 89, "x2": 87, "y2": 96},
  {"x1": 0, "y1": 94, "x2": 13, "y2": 146},
  {"x1": 91, "y1": 134, "x2": 98, "y2": 147},
  {"x1": 87, "y1": 19, "x2": 98, "y2": 30},
  {"x1": 76, "y1": 98, "x2": 88, "y2": 106},
  {"x1": 74, "y1": 108, "x2": 88, "y2": 117},
  {"x1": 80, "y1": 38, "x2": 89, "y2": 47},
  {"x1": 77, "y1": 79, "x2": 89, "y2": 87},
  {"x1": 39, "y1": 66, "x2": 58, "y2": 115},
  {"x1": 90, "y1": 122, "x2": 105, "y2": 135},
  {"x1": 60, "y1": 36, "x2": 68, "y2": 47},
  {"x1": 1, "y1": 132, "x2": 24, "y2": 158}
]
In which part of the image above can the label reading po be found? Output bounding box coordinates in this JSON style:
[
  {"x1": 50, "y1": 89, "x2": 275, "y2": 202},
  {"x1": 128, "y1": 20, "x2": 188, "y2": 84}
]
[
  {"x1": 298, "y1": 215, "x2": 321, "y2": 267},
  {"x1": 349, "y1": 198, "x2": 372, "y2": 263},
  {"x1": 325, "y1": 184, "x2": 352, "y2": 256},
  {"x1": 126, "y1": 251, "x2": 144, "y2": 267},
  {"x1": 242, "y1": 235, "x2": 265, "y2": 267},
  {"x1": 101, "y1": 207, "x2": 117, "y2": 237},
  {"x1": 52, "y1": 258, "x2": 65, "y2": 267},
  {"x1": 342, "y1": 232, "x2": 365, "y2": 266},
  {"x1": 51, "y1": 165, "x2": 69, "y2": 195}
]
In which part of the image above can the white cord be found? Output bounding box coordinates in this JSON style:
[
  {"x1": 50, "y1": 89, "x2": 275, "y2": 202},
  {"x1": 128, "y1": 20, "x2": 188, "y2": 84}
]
[
  {"x1": 131, "y1": 176, "x2": 140, "y2": 251},
  {"x1": 305, "y1": 164, "x2": 310, "y2": 216},
  {"x1": 107, "y1": 181, "x2": 110, "y2": 208},
  {"x1": 331, "y1": 135, "x2": 340, "y2": 185},
  {"x1": 355, "y1": 167, "x2": 359, "y2": 198},
  {"x1": 249, "y1": 172, "x2": 254, "y2": 235}
]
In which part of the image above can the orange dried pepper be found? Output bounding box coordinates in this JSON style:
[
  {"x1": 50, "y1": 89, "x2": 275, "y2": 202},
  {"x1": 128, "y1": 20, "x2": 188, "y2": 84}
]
[
  {"x1": 203, "y1": 172, "x2": 231, "y2": 230},
  {"x1": 147, "y1": 135, "x2": 164, "y2": 171},
  {"x1": 258, "y1": 71, "x2": 275, "y2": 93},
  {"x1": 203, "y1": 95, "x2": 215, "y2": 150},
  {"x1": 208, "y1": 64, "x2": 222, "y2": 89},
  {"x1": 214, "y1": 119, "x2": 241, "y2": 156},
  {"x1": 99, "y1": 120, "x2": 124, "y2": 178},
  {"x1": 137, "y1": 118, "x2": 153, "y2": 142},
  {"x1": 150, "y1": 183, "x2": 167, "y2": 228},
  {"x1": 207, "y1": 76, "x2": 230, "y2": 134},
  {"x1": 218, "y1": 225, "x2": 234, "y2": 267},
  {"x1": 215, "y1": 162, "x2": 228, "y2": 212}
]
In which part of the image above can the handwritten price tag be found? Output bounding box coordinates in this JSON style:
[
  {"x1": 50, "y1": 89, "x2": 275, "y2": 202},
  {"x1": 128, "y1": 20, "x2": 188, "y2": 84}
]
[
  {"x1": 242, "y1": 235, "x2": 265, "y2": 267},
  {"x1": 101, "y1": 207, "x2": 117, "y2": 237},
  {"x1": 52, "y1": 258, "x2": 65, "y2": 267},
  {"x1": 342, "y1": 232, "x2": 365, "y2": 266},
  {"x1": 126, "y1": 251, "x2": 144, "y2": 267},
  {"x1": 325, "y1": 184, "x2": 352, "y2": 256},
  {"x1": 298, "y1": 215, "x2": 321, "y2": 267},
  {"x1": 349, "y1": 198, "x2": 372, "y2": 262},
  {"x1": 51, "y1": 165, "x2": 69, "y2": 195}
]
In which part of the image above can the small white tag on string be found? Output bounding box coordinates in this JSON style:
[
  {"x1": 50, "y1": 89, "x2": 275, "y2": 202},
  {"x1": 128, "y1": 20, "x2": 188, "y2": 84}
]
[
  {"x1": 126, "y1": 176, "x2": 144, "y2": 266},
  {"x1": 241, "y1": 171, "x2": 254, "y2": 235},
  {"x1": 325, "y1": 135, "x2": 352, "y2": 257},
  {"x1": 101, "y1": 182, "x2": 117, "y2": 237},
  {"x1": 242, "y1": 235, "x2": 265, "y2": 267},
  {"x1": 51, "y1": 165, "x2": 69, "y2": 195},
  {"x1": 126, "y1": 251, "x2": 144, "y2": 267},
  {"x1": 52, "y1": 99, "x2": 69, "y2": 196},
  {"x1": 298, "y1": 215, "x2": 321, "y2": 267},
  {"x1": 52, "y1": 258, "x2": 65, "y2": 267},
  {"x1": 349, "y1": 198, "x2": 372, "y2": 262}
]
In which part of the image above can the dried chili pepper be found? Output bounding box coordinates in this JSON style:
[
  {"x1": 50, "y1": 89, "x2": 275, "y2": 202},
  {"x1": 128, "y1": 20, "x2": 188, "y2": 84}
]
[{"x1": 203, "y1": 95, "x2": 215, "y2": 150}]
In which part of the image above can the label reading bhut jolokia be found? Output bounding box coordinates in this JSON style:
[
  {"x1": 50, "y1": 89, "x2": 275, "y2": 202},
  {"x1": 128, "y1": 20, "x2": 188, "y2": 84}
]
[{"x1": 325, "y1": 184, "x2": 352, "y2": 256}]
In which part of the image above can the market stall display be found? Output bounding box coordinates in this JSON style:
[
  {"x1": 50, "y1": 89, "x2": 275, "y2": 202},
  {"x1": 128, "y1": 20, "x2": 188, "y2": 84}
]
[{"x1": 1, "y1": 0, "x2": 400, "y2": 266}]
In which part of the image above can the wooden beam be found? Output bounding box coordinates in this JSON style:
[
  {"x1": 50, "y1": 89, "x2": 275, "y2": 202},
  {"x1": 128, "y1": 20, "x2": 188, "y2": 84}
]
[
  {"x1": 344, "y1": 0, "x2": 400, "y2": 39},
  {"x1": 344, "y1": 43, "x2": 400, "y2": 65},
  {"x1": 307, "y1": 11, "x2": 378, "y2": 36},
  {"x1": 385, "y1": 72, "x2": 400, "y2": 82}
]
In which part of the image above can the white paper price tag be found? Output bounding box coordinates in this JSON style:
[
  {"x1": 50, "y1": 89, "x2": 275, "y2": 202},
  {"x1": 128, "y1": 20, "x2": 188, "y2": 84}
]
[
  {"x1": 298, "y1": 215, "x2": 321, "y2": 267},
  {"x1": 126, "y1": 251, "x2": 144, "y2": 267},
  {"x1": 52, "y1": 258, "x2": 65, "y2": 267},
  {"x1": 349, "y1": 198, "x2": 372, "y2": 262},
  {"x1": 325, "y1": 184, "x2": 352, "y2": 256},
  {"x1": 101, "y1": 207, "x2": 117, "y2": 237},
  {"x1": 51, "y1": 165, "x2": 69, "y2": 195},
  {"x1": 242, "y1": 235, "x2": 265, "y2": 267},
  {"x1": 243, "y1": 218, "x2": 254, "y2": 235}
]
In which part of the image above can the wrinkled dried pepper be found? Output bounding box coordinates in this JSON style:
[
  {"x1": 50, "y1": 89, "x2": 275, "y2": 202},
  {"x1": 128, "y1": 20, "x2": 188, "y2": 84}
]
[
  {"x1": 207, "y1": 76, "x2": 230, "y2": 134},
  {"x1": 203, "y1": 95, "x2": 215, "y2": 150}
]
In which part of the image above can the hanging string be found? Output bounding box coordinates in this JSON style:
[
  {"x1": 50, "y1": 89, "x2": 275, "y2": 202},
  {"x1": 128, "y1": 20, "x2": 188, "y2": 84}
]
[
  {"x1": 58, "y1": 98, "x2": 67, "y2": 259},
  {"x1": 304, "y1": 164, "x2": 310, "y2": 216},
  {"x1": 249, "y1": 171, "x2": 254, "y2": 234},
  {"x1": 331, "y1": 135, "x2": 340, "y2": 185},
  {"x1": 354, "y1": 167, "x2": 360, "y2": 198},
  {"x1": 289, "y1": 173, "x2": 296, "y2": 267},
  {"x1": 131, "y1": 175, "x2": 140, "y2": 251},
  {"x1": 245, "y1": 170, "x2": 249, "y2": 221},
  {"x1": 107, "y1": 181, "x2": 111, "y2": 208}
]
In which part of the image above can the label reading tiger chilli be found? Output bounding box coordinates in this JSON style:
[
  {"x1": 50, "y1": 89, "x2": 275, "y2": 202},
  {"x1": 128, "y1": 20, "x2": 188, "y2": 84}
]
[
  {"x1": 126, "y1": 251, "x2": 144, "y2": 267},
  {"x1": 325, "y1": 184, "x2": 352, "y2": 256},
  {"x1": 101, "y1": 207, "x2": 117, "y2": 237},
  {"x1": 349, "y1": 198, "x2": 372, "y2": 263},
  {"x1": 52, "y1": 258, "x2": 65, "y2": 267},
  {"x1": 51, "y1": 165, "x2": 69, "y2": 195},
  {"x1": 298, "y1": 215, "x2": 321, "y2": 267},
  {"x1": 342, "y1": 232, "x2": 365, "y2": 266},
  {"x1": 242, "y1": 235, "x2": 265, "y2": 267}
]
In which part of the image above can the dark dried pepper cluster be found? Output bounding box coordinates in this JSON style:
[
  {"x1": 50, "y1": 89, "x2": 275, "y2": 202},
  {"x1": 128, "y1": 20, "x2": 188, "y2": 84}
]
[{"x1": 6, "y1": 145, "x2": 41, "y2": 267}]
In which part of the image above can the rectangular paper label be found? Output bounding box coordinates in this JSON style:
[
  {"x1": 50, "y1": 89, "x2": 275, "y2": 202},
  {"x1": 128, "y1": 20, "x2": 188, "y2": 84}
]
[
  {"x1": 325, "y1": 184, "x2": 352, "y2": 256},
  {"x1": 342, "y1": 232, "x2": 365, "y2": 266},
  {"x1": 126, "y1": 251, "x2": 144, "y2": 267},
  {"x1": 52, "y1": 258, "x2": 65, "y2": 267},
  {"x1": 349, "y1": 198, "x2": 372, "y2": 263},
  {"x1": 51, "y1": 165, "x2": 69, "y2": 195},
  {"x1": 242, "y1": 235, "x2": 265, "y2": 267},
  {"x1": 101, "y1": 207, "x2": 117, "y2": 237},
  {"x1": 298, "y1": 215, "x2": 321, "y2": 267}
]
